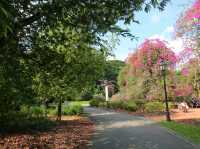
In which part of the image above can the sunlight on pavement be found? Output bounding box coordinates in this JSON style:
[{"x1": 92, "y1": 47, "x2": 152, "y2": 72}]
[{"x1": 96, "y1": 120, "x2": 155, "y2": 130}]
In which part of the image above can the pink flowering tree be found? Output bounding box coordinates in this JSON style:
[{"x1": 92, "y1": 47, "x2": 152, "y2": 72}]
[
  {"x1": 176, "y1": 58, "x2": 200, "y2": 98},
  {"x1": 175, "y1": 1, "x2": 200, "y2": 99},
  {"x1": 176, "y1": 0, "x2": 200, "y2": 50},
  {"x1": 121, "y1": 39, "x2": 177, "y2": 101},
  {"x1": 128, "y1": 39, "x2": 177, "y2": 76}
]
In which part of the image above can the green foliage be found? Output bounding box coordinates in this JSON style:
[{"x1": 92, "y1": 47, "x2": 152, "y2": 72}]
[
  {"x1": 103, "y1": 60, "x2": 125, "y2": 81},
  {"x1": 90, "y1": 98, "x2": 141, "y2": 112},
  {"x1": 118, "y1": 65, "x2": 130, "y2": 88},
  {"x1": 80, "y1": 90, "x2": 93, "y2": 101},
  {"x1": 124, "y1": 101, "x2": 137, "y2": 111},
  {"x1": 108, "y1": 100, "x2": 126, "y2": 109},
  {"x1": 174, "y1": 96, "x2": 192, "y2": 103},
  {"x1": 89, "y1": 99, "x2": 98, "y2": 107},
  {"x1": 0, "y1": 0, "x2": 169, "y2": 129},
  {"x1": 63, "y1": 104, "x2": 83, "y2": 116},
  {"x1": 48, "y1": 108, "x2": 58, "y2": 116},
  {"x1": 109, "y1": 100, "x2": 137, "y2": 111},
  {"x1": 168, "y1": 102, "x2": 177, "y2": 109},
  {"x1": 98, "y1": 102, "x2": 107, "y2": 108},
  {"x1": 101, "y1": 60, "x2": 125, "y2": 93},
  {"x1": 93, "y1": 94, "x2": 105, "y2": 101},
  {"x1": 30, "y1": 106, "x2": 45, "y2": 118},
  {"x1": 20, "y1": 105, "x2": 45, "y2": 118},
  {"x1": 104, "y1": 100, "x2": 137, "y2": 111},
  {"x1": 0, "y1": 111, "x2": 56, "y2": 133},
  {"x1": 89, "y1": 99, "x2": 105, "y2": 107},
  {"x1": 144, "y1": 102, "x2": 164, "y2": 113},
  {"x1": 69, "y1": 101, "x2": 90, "y2": 106},
  {"x1": 0, "y1": 0, "x2": 13, "y2": 38},
  {"x1": 47, "y1": 104, "x2": 83, "y2": 116},
  {"x1": 111, "y1": 93, "x2": 124, "y2": 101},
  {"x1": 134, "y1": 99, "x2": 146, "y2": 111}
]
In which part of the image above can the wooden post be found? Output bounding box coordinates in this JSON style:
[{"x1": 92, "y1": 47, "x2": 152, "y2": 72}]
[{"x1": 105, "y1": 85, "x2": 109, "y2": 102}]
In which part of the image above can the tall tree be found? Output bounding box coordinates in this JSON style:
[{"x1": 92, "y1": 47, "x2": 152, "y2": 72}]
[
  {"x1": 0, "y1": 0, "x2": 170, "y2": 118},
  {"x1": 32, "y1": 24, "x2": 106, "y2": 120}
]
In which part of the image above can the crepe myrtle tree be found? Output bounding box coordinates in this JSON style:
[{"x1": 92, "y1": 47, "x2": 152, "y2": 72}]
[
  {"x1": 175, "y1": 0, "x2": 200, "y2": 100},
  {"x1": 127, "y1": 39, "x2": 177, "y2": 76},
  {"x1": 175, "y1": 0, "x2": 200, "y2": 50},
  {"x1": 124, "y1": 39, "x2": 177, "y2": 105}
]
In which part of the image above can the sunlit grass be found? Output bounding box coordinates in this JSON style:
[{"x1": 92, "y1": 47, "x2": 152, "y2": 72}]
[
  {"x1": 69, "y1": 101, "x2": 90, "y2": 106},
  {"x1": 160, "y1": 121, "x2": 200, "y2": 144}
]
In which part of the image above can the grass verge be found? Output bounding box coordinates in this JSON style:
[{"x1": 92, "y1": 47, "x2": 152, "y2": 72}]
[
  {"x1": 69, "y1": 101, "x2": 90, "y2": 106},
  {"x1": 160, "y1": 121, "x2": 200, "y2": 144}
]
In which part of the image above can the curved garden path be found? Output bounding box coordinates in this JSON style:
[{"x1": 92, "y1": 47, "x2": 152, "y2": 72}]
[{"x1": 85, "y1": 107, "x2": 198, "y2": 149}]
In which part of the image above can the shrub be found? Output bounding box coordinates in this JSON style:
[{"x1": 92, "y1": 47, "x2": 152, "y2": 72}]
[
  {"x1": 63, "y1": 104, "x2": 83, "y2": 115},
  {"x1": 109, "y1": 100, "x2": 125, "y2": 109},
  {"x1": 93, "y1": 94, "x2": 105, "y2": 101},
  {"x1": 134, "y1": 99, "x2": 146, "y2": 111},
  {"x1": 20, "y1": 105, "x2": 30, "y2": 113},
  {"x1": 47, "y1": 108, "x2": 57, "y2": 116},
  {"x1": 20, "y1": 105, "x2": 45, "y2": 118},
  {"x1": 0, "y1": 112, "x2": 56, "y2": 133},
  {"x1": 145, "y1": 102, "x2": 164, "y2": 113},
  {"x1": 168, "y1": 102, "x2": 177, "y2": 109},
  {"x1": 98, "y1": 102, "x2": 107, "y2": 108},
  {"x1": 123, "y1": 101, "x2": 137, "y2": 111},
  {"x1": 90, "y1": 99, "x2": 100, "y2": 107},
  {"x1": 89, "y1": 97, "x2": 105, "y2": 107},
  {"x1": 30, "y1": 106, "x2": 45, "y2": 118},
  {"x1": 108, "y1": 100, "x2": 137, "y2": 111},
  {"x1": 111, "y1": 94, "x2": 123, "y2": 101},
  {"x1": 80, "y1": 91, "x2": 93, "y2": 100}
]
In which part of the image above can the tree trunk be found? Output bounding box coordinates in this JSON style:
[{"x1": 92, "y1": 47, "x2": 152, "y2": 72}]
[
  {"x1": 44, "y1": 99, "x2": 48, "y2": 117},
  {"x1": 57, "y1": 98, "x2": 62, "y2": 121}
]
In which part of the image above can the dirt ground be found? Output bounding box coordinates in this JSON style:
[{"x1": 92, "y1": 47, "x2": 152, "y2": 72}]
[
  {"x1": 0, "y1": 116, "x2": 94, "y2": 149},
  {"x1": 144, "y1": 108, "x2": 200, "y2": 125}
]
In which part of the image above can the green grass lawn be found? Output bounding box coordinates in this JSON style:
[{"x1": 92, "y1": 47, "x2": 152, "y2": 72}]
[
  {"x1": 69, "y1": 101, "x2": 90, "y2": 106},
  {"x1": 160, "y1": 121, "x2": 200, "y2": 144}
]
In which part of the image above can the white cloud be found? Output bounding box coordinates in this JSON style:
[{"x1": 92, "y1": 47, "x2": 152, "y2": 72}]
[
  {"x1": 165, "y1": 26, "x2": 174, "y2": 33},
  {"x1": 149, "y1": 34, "x2": 165, "y2": 40},
  {"x1": 148, "y1": 34, "x2": 184, "y2": 54},
  {"x1": 168, "y1": 38, "x2": 184, "y2": 54}
]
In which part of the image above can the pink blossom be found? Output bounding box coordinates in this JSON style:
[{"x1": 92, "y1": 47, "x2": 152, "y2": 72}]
[
  {"x1": 174, "y1": 85, "x2": 193, "y2": 97},
  {"x1": 126, "y1": 38, "x2": 177, "y2": 73},
  {"x1": 184, "y1": 0, "x2": 200, "y2": 25},
  {"x1": 178, "y1": 47, "x2": 194, "y2": 63},
  {"x1": 181, "y1": 68, "x2": 189, "y2": 76},
  {"x1": 185, "y1": 47, "x2": 193, "y2": 52}
]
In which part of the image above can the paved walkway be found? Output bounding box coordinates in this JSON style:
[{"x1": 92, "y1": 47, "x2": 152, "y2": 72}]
[{"x1": 85, "y1": 107, "x2": 198, "y2": 149}]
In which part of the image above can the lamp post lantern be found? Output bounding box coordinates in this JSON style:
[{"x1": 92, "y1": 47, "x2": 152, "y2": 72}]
[{"x1": 160, "y1": 60, "x2": 171, "y2": 121}]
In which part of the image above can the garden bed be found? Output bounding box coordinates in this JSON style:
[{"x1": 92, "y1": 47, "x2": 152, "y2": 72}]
[
  {"x1": 142, "y1": 108, "x2": 200, "y2": 125},
  {"x1": 142, "y1": 108, "x2": 200, "y2": 144},
  {"x1": 0, "y1": 116, "x2": 94, "y2": 149}
]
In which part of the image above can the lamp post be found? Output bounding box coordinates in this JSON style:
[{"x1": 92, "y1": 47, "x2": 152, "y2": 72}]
[{"x1": 160, "y1": 60, "x2": 171, "y2": 121}]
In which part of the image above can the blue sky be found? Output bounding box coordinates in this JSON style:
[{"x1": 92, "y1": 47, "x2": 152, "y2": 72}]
[{"x1": 112, "y1": 0, "x2": 194, "y2": 61}]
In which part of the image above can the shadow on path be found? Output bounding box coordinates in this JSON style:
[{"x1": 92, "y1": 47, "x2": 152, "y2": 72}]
[{"x1": 85, "y1": 107, "x2": 198, "y2": 149}]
